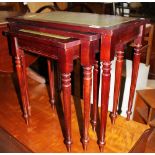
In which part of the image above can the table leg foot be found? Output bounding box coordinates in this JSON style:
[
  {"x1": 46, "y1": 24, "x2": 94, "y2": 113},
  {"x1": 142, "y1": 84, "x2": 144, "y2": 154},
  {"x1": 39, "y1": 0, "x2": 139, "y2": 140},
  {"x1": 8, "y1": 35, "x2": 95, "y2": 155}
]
[
  {"x1": 23, "y1": 110, "x2": 29, "y2": 125},
  {"x1": 83, "y1": 143, "x2": 87, "y2": 151},
  {"x1": 126, "y1": 111, "x2": 132, "y2": 120},
  {"x1": 91, "y1": 120, "x2": 97, "y2": 132},
  {"x1": 50, "y1": 99, "x2": 55, "y2": 110},
  {"x1": 99, "y1": 140, "x2": 105, "y2": 152},
  {"x1": 82, "y1": 138, "x2": 89, "y2": 151},
  {"x1": 65, "y1": 140, "x2": 72, "y2": 152},
  {"x1": 67, "y1": 145, "x2": 71, "y2": 152},
  {"x1": 110, "y1": 112, "x2": 117, "y2": 125}
]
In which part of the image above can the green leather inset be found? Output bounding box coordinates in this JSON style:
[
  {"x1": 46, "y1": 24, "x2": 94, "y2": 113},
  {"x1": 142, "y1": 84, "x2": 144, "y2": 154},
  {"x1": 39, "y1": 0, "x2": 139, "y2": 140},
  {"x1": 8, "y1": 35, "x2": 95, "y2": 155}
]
[{"x1": 21, "y1": 11, "x2": 137, "y2": 28}]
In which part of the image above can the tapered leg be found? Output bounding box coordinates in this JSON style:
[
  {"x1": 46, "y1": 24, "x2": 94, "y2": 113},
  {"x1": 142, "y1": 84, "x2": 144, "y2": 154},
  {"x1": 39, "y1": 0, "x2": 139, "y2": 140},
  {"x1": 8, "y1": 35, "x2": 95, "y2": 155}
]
[
  {"x1": 99, "y1": 61, "x2": 111, "y2": 152},
  {"x1": 15, "y1": 55, "x2": 29, "y2": 125},
  {"x1": 127, "y1": 45, "x2": 141, "y2": 120},
  {"x1": 82, "y1": 66, "x2": 92, "y2": 151},
  {"x1": 110, "y1": 47, "x2": 124, "y2": 124},
  {"x1": 92, "y1": 61, "x2": 99, "y2": 131},
  {"x1": 61, "y1": 73, "x2": 72, "y2": 152},
  {"x1": 47, "y1": 59, "x2": 55, "y2": 109},
  {"x1": 12, "y1": 37, "x2": 30, "y2": 124},
  {"x1": 21, "y1": 52, "x2": 31, "y2": 116}
]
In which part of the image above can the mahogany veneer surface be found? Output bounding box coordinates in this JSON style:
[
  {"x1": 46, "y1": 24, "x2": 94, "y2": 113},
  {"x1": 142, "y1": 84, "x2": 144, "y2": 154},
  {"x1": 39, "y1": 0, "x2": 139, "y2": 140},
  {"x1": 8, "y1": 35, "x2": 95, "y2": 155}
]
[{"x1": 0, "y1": 73, "x2": 149, "y2": 153}]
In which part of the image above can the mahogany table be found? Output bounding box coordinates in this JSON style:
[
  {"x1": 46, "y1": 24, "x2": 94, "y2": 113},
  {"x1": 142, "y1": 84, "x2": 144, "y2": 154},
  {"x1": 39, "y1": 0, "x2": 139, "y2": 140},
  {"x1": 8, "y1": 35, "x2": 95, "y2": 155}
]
[
  {"x1": 7, "y1": 11, "x2": 148, "y2": 151},
  {"x1": 7, "y1": 29, "x2": 81, "y2": 152}
]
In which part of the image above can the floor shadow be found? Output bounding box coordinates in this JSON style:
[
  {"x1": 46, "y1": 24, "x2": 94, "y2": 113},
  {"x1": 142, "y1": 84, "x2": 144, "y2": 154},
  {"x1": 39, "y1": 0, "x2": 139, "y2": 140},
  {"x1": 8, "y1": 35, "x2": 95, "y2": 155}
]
[
  {"x1": 94, "y1": 105, "x2": 100, "y2": 142},
  {"x1": 54, "y1": 90, "x2": 66, "y2": 139},
  {"x1": 11, "y1": 73, "x2": 24, "y2": 115},
  {"x1": 118, "y1": 75, "x2": 126, "y2": 115},
  {"x1": 118, "y1": 60, "x2": 126, "y2": 115},
  {"x1": 52, "y1": 62, "x2": 66, "y2": 139},
  {"x1": 72, "y1": 59, "x2": 84, "y2": 139},
  {"x1": 73, "y1": 96, "x2": 83, "y2": 139}
]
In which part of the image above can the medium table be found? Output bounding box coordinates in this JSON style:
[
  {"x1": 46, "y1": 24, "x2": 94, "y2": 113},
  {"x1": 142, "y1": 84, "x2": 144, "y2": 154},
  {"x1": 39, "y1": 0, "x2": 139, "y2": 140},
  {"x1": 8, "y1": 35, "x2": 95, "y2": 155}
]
[
  {"x1": 7, "y1": 17, "x2": 100, "y2": 151},
  {"x1": 7, "y1": 11, "x2": 148, "y2": 151},
  {"x1": 7, "y1": 29, "x2": 82, "y2": 152}
]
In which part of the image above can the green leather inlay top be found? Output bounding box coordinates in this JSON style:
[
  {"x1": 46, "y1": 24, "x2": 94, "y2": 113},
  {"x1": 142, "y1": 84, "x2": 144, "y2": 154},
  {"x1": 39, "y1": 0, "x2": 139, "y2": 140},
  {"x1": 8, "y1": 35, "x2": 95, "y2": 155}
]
[
  {"x1": 21, "y1": 11, "x2": 137, "y2": 28},
  {"x1": 19, "y1": 29, "x2": 70, "y2": 39}
]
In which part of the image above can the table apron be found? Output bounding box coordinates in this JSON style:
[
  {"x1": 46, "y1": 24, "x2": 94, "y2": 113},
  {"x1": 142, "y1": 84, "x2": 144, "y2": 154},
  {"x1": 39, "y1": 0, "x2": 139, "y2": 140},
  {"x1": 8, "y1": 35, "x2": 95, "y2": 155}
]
[{"x1": 17, "y1": 38, "x2": 80, "y2": 60}]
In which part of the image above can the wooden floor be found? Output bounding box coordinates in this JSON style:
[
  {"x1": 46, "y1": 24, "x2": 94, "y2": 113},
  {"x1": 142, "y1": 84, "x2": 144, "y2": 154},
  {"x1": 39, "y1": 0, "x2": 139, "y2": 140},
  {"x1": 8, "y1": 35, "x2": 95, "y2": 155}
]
[{"x1": 0, "y1": 73, "x2": 149, "y2": 153}]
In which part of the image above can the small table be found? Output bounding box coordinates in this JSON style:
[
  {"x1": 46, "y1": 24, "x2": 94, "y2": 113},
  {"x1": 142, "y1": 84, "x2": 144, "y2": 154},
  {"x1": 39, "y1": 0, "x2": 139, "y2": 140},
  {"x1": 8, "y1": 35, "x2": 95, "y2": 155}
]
[
  {"x1": 7, "y1": 29, "x2": 81, "y2": 152},
  {"x1": 7, "y1": 11, "x2": 148, "y2": 151}
]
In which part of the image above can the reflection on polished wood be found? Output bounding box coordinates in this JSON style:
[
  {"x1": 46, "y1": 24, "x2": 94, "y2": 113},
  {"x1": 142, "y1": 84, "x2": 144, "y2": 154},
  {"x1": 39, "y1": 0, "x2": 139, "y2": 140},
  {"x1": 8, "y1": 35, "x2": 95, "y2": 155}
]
[{"x1": 0, "y1": 73, "x2": 149, "y2": 153}]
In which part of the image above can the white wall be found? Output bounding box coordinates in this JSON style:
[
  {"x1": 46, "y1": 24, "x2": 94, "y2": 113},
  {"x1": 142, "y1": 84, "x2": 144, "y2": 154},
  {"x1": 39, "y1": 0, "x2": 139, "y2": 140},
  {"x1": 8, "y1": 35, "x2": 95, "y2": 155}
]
[{"x1": 91, "y1": 58, "x2": 150, "y2": 119}]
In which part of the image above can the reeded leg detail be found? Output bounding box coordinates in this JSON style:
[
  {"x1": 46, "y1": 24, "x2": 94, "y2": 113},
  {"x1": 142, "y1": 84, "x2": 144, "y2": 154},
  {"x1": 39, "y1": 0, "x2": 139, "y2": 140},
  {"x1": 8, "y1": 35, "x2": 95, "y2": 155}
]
[
  {"x1": 99, "y1": 61, "x2": 111, "y2": 152},
  {"x1": 47, "y1": 59, "x2": 55, "y2": 110},
  {"x1": 82, "y1": 66, "x2": 92, "y2": 151},
  {"x1": 15, "y1": 56, "x2": 29, "y2": 125},
  {"x1": 92, "y1": 61, "x2": 99, "y2": 131},
  {"x1": 61, "y1": 73, "x2": 72, "y2": 152},
  {"x1": 110, "y1": 48, "x2": 124, "y2": 124},
  {"x1": 127, "y1": 44, "x2": 142, "y2": 120}
]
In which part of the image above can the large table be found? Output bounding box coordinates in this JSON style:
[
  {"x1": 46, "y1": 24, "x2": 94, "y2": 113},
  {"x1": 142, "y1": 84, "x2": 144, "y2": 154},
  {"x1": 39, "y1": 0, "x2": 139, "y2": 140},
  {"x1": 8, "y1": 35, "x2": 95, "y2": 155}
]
[{"x1": 7, "y1": 11, "x2": 148, "y2": 151}]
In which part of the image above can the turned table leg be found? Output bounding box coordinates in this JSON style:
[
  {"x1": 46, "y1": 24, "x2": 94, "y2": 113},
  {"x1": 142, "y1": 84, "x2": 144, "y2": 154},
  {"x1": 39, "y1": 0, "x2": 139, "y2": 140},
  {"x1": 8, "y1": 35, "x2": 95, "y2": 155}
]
[
  {"x1": 61, "y1": 73, "x2": 72, "y2": 152},
  {"x1": 47, "y1": 59, "x2": 55, "y2": 109},
  {"x1": 12, "y1": 37, "x2": 30, "y2": 124},
  {"x1": 110, "y1": 45, "x2": 124, "y2": 124},
  {"x1": 15, "y1": 55, "x2": 29, "y2": 125},
  {"x1": 127, "y1": 44, "x2": 142, "y2": 120},
  {"x1": 92, "y1": 60, "x2": 99, "y2": 131},
  {"x1": 99, "y1": 61, "x2": 111, "y2": 152},
  {"x1": 82, "y1": 66, "x2": 92, "y2": 150}
]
